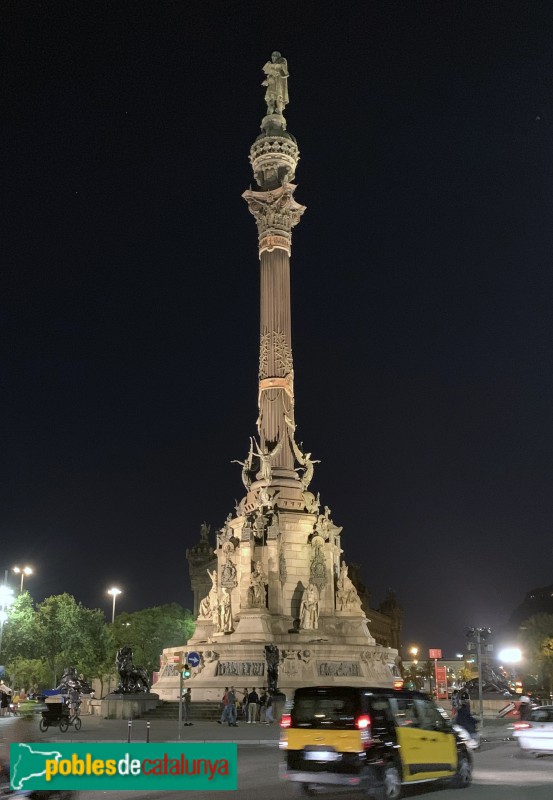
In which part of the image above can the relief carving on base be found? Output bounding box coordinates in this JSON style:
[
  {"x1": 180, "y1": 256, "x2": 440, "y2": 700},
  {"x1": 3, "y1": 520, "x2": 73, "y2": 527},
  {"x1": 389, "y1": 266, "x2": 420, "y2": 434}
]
[
  {"x1": 216, "y1": 661, "x2": 265, "y2": 677},
  {"x1": 318, "y1": 662, "x2": 360, "y2": 677}
]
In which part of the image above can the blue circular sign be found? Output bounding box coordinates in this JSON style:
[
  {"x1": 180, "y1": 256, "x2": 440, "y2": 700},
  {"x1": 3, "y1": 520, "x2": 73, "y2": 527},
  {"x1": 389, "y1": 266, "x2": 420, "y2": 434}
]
[{"x1": 187, "y1": 651, "x2": 201, "y2": 667}]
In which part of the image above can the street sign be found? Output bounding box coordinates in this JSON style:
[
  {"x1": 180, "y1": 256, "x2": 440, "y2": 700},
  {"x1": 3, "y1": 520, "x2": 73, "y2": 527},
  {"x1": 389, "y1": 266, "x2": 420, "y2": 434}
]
[
  {"x1": 435, "y1": 665, "x2": 448, "y2": 699},
  {"x1": 429, "y1": 649, "x2": 442, "y2": 659},
  {"x1": 188, "y1": 651, "x2": 201, "y2": 668}
]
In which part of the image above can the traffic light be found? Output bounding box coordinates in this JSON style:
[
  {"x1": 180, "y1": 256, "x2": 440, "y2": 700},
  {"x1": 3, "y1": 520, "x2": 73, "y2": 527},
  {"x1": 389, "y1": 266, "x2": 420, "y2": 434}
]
[{"x1": 182, "y1": 663, "x2": 191, "y2": 679}]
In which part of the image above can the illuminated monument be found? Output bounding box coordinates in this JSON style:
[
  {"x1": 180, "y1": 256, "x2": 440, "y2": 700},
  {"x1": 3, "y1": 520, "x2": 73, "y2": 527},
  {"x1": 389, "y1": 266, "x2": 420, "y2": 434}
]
[{"x1": 155, "y1": 54, "x2": 401, "y2": 699}]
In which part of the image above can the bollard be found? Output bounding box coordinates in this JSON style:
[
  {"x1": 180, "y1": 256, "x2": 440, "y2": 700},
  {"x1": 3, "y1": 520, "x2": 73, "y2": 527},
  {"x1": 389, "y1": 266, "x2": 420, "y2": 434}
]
[
  {"x1": 146, "y1": 721, "x2": 150, "y2": 743},
  {"x1": 127, "y1": 719, "x2": 132, "y2": 743}
]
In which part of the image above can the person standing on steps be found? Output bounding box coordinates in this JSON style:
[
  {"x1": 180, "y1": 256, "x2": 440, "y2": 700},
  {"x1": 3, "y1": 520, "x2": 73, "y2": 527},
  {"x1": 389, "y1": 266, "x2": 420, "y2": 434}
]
[
  {"x1": 183, "y1": 688, "x2": 192, "y2": 726},
  {"x1": 247, "y1": 687, "x2": 259, "y2": 723},
  {"x1": 227, "y1": 686, "x2": 238, "y2": 727},
  {"x1": 218, "y1": 687, "x2": 229, "y2": 724}
]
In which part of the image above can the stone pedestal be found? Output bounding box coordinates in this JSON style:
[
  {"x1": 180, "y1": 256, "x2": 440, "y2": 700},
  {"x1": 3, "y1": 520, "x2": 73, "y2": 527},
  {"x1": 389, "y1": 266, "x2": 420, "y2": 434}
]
[
  {"x1": 233, "y1": 608, "x2": 273, "y2": 640},
  {"x1": 101, "y1": 692, "x2": 159, "y2": 720}
]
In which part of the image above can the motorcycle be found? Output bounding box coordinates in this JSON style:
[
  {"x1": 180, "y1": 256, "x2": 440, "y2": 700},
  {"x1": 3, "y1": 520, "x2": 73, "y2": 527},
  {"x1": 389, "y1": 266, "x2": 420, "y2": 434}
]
[{"x1": 453, "y1": 723, "x2": 481, "y2": 750}]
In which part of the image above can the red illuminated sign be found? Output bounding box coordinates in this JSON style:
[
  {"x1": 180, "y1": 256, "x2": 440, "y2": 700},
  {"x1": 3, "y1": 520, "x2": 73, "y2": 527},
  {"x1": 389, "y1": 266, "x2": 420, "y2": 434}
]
[{"x1": 429, "y1": 648, "x2": 442, "y2": 659}]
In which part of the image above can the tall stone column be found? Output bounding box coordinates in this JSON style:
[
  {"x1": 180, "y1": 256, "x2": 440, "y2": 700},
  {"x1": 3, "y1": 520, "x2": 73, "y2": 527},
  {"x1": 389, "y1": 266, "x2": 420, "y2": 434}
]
[{"x1": 243, "y1": 113, "x2": 305, "y2": 486}]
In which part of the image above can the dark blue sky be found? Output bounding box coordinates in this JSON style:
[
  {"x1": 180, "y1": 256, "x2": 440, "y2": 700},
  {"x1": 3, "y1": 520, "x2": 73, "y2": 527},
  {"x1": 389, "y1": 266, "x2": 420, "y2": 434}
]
[{"x1": 2, "y1": 1, "x2": 553, "y2": 656}]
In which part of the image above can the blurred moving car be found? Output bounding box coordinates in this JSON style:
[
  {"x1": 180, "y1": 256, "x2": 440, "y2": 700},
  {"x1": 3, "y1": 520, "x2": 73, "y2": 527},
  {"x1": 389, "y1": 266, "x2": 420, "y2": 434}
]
[
  {"x1": 279, "y1": 685, "x2": 472, "y2": 799},
  {"x1": 513, "y1": 705, "x2": 553, "y2": 756}
]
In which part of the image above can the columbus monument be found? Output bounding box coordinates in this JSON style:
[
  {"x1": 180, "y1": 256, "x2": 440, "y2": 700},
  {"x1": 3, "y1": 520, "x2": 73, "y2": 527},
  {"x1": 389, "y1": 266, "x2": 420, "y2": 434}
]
[{"x1": 154, "y1": 54, "x2": 401, "y2": 699}]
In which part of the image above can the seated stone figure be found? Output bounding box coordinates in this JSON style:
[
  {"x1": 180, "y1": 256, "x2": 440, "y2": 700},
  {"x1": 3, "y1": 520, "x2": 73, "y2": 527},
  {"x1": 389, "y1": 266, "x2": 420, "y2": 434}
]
[{"x1": 336, "y1": 562, "x2": 363, "y2": 612}]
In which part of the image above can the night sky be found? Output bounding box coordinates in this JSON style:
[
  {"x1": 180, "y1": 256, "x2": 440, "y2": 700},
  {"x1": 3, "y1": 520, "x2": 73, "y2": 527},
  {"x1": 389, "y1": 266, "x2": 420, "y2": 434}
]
[{"x1": 3, "y1": 2, "x2": 553, "y2": 657}]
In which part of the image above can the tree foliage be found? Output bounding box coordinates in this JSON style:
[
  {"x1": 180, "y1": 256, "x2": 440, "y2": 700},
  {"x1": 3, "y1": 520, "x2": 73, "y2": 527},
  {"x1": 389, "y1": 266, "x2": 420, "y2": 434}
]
[
  {"x1": 520, "y1": 613, "x2": 553, "y2": 692},
  {"x1": 2, "y1": 593, "x2": 195, "y2": 693},
  {"x1": 1, "y1": 592, "x2": 37, "y2": 663},
  {"x1": 112, "y1": 604, "x2": 195, "y2": 674}
]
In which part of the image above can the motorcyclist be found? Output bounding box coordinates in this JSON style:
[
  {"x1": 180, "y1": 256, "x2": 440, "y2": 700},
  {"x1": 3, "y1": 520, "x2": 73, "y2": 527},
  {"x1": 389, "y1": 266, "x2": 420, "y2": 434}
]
[
  {"x1": 518, "y1": 695, "x2": 533, "y2": 721},
  {"x1": 456, "y1": 699, "x2": 478, "y2": 738}
]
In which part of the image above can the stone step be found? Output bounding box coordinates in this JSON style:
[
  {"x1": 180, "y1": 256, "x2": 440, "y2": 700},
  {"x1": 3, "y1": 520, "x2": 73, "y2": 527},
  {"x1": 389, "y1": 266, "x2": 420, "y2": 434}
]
[{"x1": 142, "y1": 701, "x2": 222, "y2": 720}]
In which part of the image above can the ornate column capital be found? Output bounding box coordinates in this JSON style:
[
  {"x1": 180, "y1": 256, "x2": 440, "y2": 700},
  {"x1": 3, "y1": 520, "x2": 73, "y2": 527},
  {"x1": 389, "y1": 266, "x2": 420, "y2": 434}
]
[{"x1": 242, "y1": 183, "x2": 306, "y2": 256}]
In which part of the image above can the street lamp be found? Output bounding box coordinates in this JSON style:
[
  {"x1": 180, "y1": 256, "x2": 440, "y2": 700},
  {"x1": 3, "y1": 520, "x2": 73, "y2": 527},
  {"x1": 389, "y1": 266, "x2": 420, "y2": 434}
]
[
  {"x1": 107, "y1": 587, "x2": 122, "y2": 623},
  {"x1": 466, "y1": 626, "x2": 492, "y2": 729},
  {"x1": 409, "y1": 646, "x2": 418, "y2": 658},
  {"x1": 498, "y1": 647, "x2": 522, "y2": 664},
  {"x1": 12, "y1": 565, "x2": 33, "y2": 593},
  {"x1": 0, "y1": 584, "x2": 15, "y2": 657}
]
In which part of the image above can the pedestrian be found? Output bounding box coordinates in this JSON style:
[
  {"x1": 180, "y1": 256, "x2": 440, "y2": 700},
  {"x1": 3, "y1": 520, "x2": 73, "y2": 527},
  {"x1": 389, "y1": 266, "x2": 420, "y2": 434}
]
[
  {"x1": 227, "y1": 686, "x2": 238, "y2": 727},
  {"x1": 242, "y1": 688, "x2": 249, "y2": 721},
  {"x1": 450, "y1": 689, "x2": 459, "y2": 718},
  {"x1": 0, "y1": 684, "x2": 11, "y2": 718},
  {"x1": 264, "y1": 693, "x2": 274, "y2": 724},
  {"x1": 259, "y1": 688, "x2": 268, "y2": 723},
  {"x1": 247, "y1": 687, "x2": 259, "y2": 723},
  {"x1": 218, "y1": 687, "x2": 230, "y2": 724},
  {"x1": 183, "y1": 688, "x2": 192, "y2": 726}
]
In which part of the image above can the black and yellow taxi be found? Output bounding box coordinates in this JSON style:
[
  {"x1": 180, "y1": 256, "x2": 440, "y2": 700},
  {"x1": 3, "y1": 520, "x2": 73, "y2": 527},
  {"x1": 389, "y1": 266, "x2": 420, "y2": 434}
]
[{"x1": 279, "y1": 685, "x2": 472, "y2": 799}]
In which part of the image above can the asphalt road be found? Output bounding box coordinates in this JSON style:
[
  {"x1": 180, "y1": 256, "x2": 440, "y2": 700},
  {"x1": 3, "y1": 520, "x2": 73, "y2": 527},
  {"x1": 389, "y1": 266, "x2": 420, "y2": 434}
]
[{"x1": 78, "y1": 739, "x2": 553, "y2": 800}]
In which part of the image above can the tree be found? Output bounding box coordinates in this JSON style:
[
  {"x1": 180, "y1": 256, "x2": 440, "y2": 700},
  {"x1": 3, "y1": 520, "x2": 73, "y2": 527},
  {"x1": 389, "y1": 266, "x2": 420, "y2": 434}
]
[
  {"x1": 112, "y1": 604, "x2": 195, "y2": 674},
  {"x1": 34, "y1": 594, "x2": 101, "y2": 687},
  {"x1": 520, "y1": 613, "x2": 553, "y2": 693},
  {"x1": 74, "y1": 607, "x2": 115, "y2": 698},
  {"x1": 1, "y1": 592, "x2": 37, "y2": 663}
]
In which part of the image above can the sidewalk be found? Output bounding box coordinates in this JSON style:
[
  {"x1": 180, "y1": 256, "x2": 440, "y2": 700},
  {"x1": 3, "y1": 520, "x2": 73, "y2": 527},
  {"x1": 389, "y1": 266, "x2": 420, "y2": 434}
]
[
  {"x1": 41, "y1": 715, "x2": 281, "y2": 745},
  {"x1": 2, "y1": 712, "x2": 515, "y2": 746}
]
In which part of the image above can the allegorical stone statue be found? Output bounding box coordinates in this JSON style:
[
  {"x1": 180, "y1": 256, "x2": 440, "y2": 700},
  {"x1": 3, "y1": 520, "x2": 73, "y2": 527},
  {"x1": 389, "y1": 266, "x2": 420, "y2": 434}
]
[
  {"x1": 253, "y1": 437, "x2": 283, "y2": 483},
  {"x1": 248, "y1": 560, "x2": 267, "y2": 608},
  {"x1": 299, "y1": 583, "x2": 320, "y2": 630},
  {"x1": 221, "y1": 557, "x2": 238, "y2": 589},
  {"x1": 199, "y1": 568, "x2": 219, "y2": 621},
  {"x1": 231, "y1": 440, "x2": 254, "y2": 491},
  {"x1": 262, "y1": 51, "x2": 289, "y2": 116},
  {"x1": 219, "y1": 588, "x2": 234, "y2": 633},
  {"x1": 115, "y1": 647, "x2": 150, "y2": 694},
  {"x1": 336, "y1": 562, "x2": 363, "y2": 612}
]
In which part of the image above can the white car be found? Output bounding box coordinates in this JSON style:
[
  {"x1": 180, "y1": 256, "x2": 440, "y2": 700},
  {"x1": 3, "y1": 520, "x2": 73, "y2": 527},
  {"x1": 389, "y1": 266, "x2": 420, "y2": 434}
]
[{"x1": 513, "y1": 705, "x2": 553, "y2": 756}]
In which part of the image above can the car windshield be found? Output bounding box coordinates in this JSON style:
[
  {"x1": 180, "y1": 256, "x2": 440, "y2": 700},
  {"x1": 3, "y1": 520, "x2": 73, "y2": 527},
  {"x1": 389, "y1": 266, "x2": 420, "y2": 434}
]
[
  {"x1": 292, "y1": 689, "x2": 358, "y2": 728},
  {"x1": 529, "y1": 707, "x2": 553, "y2": 723}
]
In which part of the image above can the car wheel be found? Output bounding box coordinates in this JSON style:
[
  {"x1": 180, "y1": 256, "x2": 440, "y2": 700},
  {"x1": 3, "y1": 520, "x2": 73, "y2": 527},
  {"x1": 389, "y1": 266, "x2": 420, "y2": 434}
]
[
  {"x1": 371, "y1": 765, "x2": 402, "y2": 800},
  {"x1": 39, "y1": 718, "x2": 48, "y2": 732},
  {"x1": 451, "y1": 753, "x2": 472, "y2": 788},
  {"x1": 59, "y1": 719, "x2": 69, "y2": 733}
]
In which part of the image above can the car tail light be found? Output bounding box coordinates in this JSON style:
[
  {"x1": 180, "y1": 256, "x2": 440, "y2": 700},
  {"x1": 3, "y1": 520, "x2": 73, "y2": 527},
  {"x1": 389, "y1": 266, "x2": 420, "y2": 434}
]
[
  {"x1": 393, "y1": 679, "x2": 404, "y2": 690},
  {"x1": 356, "y1": 714, "x2": 371, "y2": 730},
  {"x1": 513, "y1": 722, "x2": 531, "y2": 730},
  {"x1": 280, "y1": 713, "x2": 291, "y2": 729}
]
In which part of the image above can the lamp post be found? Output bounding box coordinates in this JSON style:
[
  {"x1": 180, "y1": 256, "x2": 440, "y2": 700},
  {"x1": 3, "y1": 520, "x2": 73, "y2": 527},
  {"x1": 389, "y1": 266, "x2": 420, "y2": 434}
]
[
  {"x1": 12, "y1": 566, "x2": 33, "y2": 593},
  {"x1": 0, "y1": 583, "x2": 15, "y2": 658},
  {"x1": 107, "y1": 587, "x2": 122, "y2": 623},
  {"x1": 466, "y1": 626, "x2": 491, "y2": 730}
]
